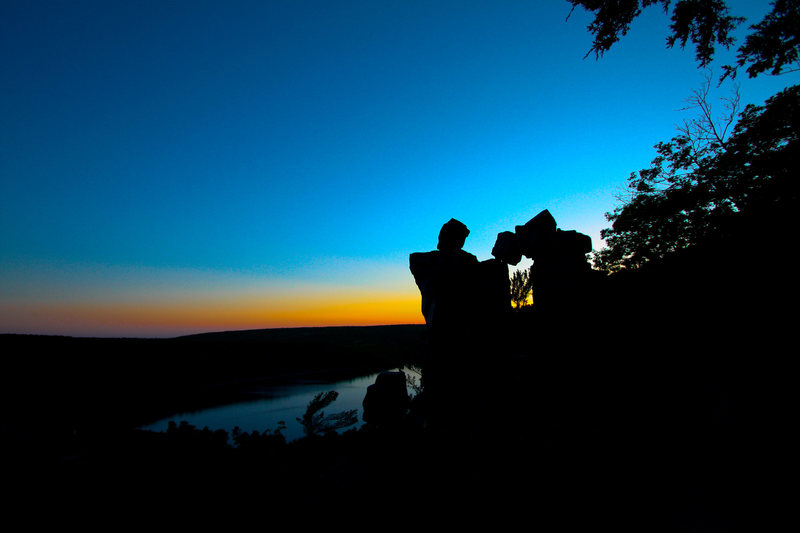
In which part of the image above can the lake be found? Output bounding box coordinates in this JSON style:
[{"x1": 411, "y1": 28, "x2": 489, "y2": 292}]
[{"x1": 141, "y1": 367, "x2": 420, "y2": 443}]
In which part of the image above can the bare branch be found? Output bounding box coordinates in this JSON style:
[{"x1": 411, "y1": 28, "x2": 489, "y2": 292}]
[{"x1": 678, "y1": 69, "x2": 738, "y2": 152}]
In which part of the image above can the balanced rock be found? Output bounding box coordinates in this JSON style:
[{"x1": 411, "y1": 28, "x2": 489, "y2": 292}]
[
  {"x1": 491, "y1": 231, "x2": 522, "y2": 266},
  {"x1": 410, "y1": 219, "x2": 479, "y2": 329},
  {"x1": 554, "y1": 229, "x2": 593, "y2": 257},
  {"x1": 438, "y1": 218, "x2": 470, "y2": 251},
  {"x1": 514, "y1": 209, "x2": 557, "y2": 260}
]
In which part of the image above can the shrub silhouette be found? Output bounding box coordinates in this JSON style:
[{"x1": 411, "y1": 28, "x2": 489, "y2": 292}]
[{"x1": 296, "y1": 391, "x2": 358, "y2": 438}]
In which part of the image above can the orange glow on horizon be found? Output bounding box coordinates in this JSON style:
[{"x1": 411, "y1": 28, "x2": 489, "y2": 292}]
[{"x1": 0, "y1": 289, "x2": 424, "y2": 337}]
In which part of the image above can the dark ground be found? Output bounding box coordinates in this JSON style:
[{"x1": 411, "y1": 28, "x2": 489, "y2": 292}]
[{"x1": 1, "y1": 243, "x2": 791, "y2": 528}]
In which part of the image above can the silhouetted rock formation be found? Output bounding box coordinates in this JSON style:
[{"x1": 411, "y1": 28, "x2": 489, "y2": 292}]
[
  {"x1": 362, "y1": 370, "x2": 410, "y2": 427},
  {"x1": 409, "y1": 218, "x2": 512, "y2": 335},
  {"x1": 407, "y1": 213, "x2": 599, "y2": 431},
  {"x1": 514, "y1": 209, "x2": 594, "y2": 312},
  {"x1": 491, "y1": 230, "x2": 522, "y2": 266},
  {"x1": 409, "y1": 218, "x2": 514, "y2": 427},
  {"x1": 409, "y1": 219, "x2": 481, "y2": 332},
  {"x1": 410, "y1": 211, "x2": 593, "y2": 330},
  {"x1": 437, "y1": 217, "x2": 470, "y2": 251},
  {"x1": 475, "y1": 258, "x2": 513, "y2": 325},
  {"x1": 514, "y1": 208, "x2": 558, "y2": 258}
]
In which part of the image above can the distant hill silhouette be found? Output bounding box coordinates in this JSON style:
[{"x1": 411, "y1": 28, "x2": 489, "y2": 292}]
[{"x1": 0, "y1": 324, "x2": 427, "y2": 449}]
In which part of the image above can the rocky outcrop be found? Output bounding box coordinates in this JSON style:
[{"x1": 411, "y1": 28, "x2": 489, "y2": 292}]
[
  {"x1": 409, "y1": 218, "x2": 494, "y2": 332},
  {"x1": 513, "y1": 210, "x2": 593, "y2": 311},
  {"x1": 409, "y1": 210, "x2": 593, "y2": 329}
]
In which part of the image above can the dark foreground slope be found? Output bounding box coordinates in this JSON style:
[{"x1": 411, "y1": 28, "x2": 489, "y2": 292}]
[{"x1": 3, "y1": 225, "x2": 792, "y2": 528}]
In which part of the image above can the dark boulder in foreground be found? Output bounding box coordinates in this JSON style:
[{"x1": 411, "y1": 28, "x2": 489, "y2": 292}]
[{"x1": 362, "y1": 370, "x2": 409, "y2": 427}]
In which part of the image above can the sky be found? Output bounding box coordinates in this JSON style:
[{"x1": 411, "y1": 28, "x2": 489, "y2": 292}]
[{"x1": 1, "y1": 0, "x2": 796, "y2": 337}]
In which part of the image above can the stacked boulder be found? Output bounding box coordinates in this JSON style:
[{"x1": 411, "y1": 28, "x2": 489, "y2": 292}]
[
  {"x1": 405, "y1": 211, "x2": 594, "y2": 429},
  {"x1": 409, "y1": 218, "x2": 515, "y2": 335},
  {"x1": 512, "y1": 209, "x2": 593, "y2": 311},
  {"x1": 410, "y1": 219, "x2": 482, "y2": 332},
  {"x1": 409, "y1": 210, "x2": 593, "y2": 329}
]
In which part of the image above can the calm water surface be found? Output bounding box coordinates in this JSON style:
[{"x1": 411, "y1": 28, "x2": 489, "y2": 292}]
[{"x1": 142, "y1": 367, "x2": 418, "y2": 443}]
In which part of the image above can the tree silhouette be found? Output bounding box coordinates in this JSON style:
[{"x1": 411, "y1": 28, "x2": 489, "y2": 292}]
[
  {"x1": 567, "y1": 1, "x2": 799, "y2": 272},
  {"x1": 594, "y1": 81, "x2": 799, "y2": 272},
  {"x1": 723, "y1": 0, "x2": 800, "y2": 80},
  {"x1": 509, "y1": 268, "x2": 533, "y2": 308},
  {"x1": 567, "y1": 0, "x2": 799, "y2": 80},
  {"x1": 297, "y1": 391, "x2": 358, "y2": 438}
]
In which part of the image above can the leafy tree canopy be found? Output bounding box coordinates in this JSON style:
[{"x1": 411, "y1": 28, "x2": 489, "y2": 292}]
[
  {"x1": 594, "y1": 81, "x2": 799, "y2": 272},
  {"x1": 728, "y1": 0, "x2": 800, "y2": 78},
  {"x1": 568, "y1": 0, "x2": 800, "y2": 79},
  {"x1": 570, "y1": 1, "x2": 800, "y2": 272}
]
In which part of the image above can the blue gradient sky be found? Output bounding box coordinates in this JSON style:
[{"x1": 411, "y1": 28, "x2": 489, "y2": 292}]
[{"x1": 1, "y1": 1, "x2": 796, "y2": 336}]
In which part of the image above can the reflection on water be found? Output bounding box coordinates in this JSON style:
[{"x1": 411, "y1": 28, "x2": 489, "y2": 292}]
[{"x1": 142, "y1": 368, "x2": 415, "y2": 443}]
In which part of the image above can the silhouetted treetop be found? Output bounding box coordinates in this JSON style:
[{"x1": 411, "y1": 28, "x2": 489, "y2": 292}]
[
  {"x1": 726, "y1": 0, "x2": 800, "y2": 79},
  {"x1": 568, "y1": 0, "x2": 742, "y2": 65},
  {"x1": 509, "y1": 268, "x2": 533, "y2": 309}
]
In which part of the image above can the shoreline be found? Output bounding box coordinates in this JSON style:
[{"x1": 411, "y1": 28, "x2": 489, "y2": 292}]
[{"x1": 0, "y1": 324, "x2": 426, "y2": 430}]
